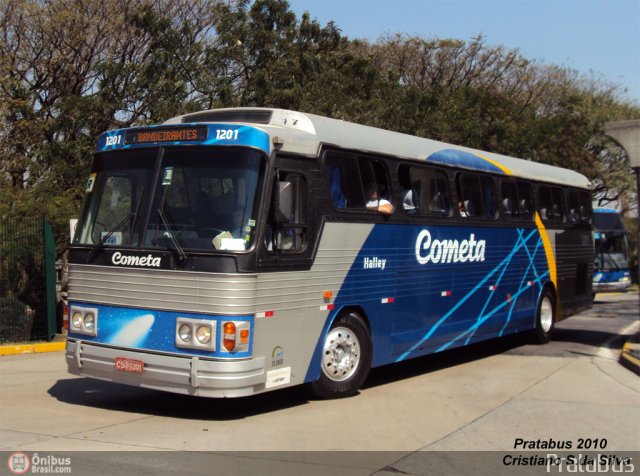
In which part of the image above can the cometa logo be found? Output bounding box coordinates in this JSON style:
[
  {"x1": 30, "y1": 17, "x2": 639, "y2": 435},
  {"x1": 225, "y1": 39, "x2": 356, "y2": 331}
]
[
  {"x1": 111, "y1": 251, "x2": 162, "y2": 268},
  {"x1": 415, "y1": 229, "x2": 486, "y2": 265}
]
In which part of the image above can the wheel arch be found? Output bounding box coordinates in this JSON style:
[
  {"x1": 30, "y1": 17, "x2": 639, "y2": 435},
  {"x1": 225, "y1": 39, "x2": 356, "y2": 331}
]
[{"x1": 304, "y1": 304, "x2": 372, "y2": 384}]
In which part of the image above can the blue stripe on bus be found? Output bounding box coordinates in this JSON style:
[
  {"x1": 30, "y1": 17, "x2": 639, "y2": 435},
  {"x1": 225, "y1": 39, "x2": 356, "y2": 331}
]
[
  {"x1": 304, "y1": 224, "x2": 549, "y2": 382},
  {"x1": 427, "y1": 149, "x2": 505, "y2": 174},
  {"x1": 68, "y1": 304, "x2": 253, "y2": 359},
  {"x1": 96, "y1": 124, "x2": 271, "y2": 156}
]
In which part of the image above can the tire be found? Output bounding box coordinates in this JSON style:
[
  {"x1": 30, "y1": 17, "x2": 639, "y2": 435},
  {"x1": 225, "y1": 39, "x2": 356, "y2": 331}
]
[
  {"x1": 308, "y1": 312, "x2": 372, "y2": 399},
  {"x1": 532, "y1": 288, "x2": 555, "y2": 344}
]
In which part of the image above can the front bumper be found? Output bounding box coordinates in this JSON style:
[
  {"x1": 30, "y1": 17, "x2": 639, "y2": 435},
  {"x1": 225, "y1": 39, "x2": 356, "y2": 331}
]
[
  {"x1": 592, "y1": 281, "x2": 632, "y2": 293},
  {"x1": 66, "y1": 339, "x2": 266, "y2": 398}
]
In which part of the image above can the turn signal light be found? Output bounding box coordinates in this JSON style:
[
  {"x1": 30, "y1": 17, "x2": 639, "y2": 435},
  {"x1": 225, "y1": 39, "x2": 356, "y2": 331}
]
[{"x1": 223, "y1": 322, "x2": 237, "y2": 351}]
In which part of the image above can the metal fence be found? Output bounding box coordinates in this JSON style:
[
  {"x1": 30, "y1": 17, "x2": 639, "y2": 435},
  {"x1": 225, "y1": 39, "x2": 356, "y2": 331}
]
[{"x1": 0, "y1": 218, "x2": 57, "y2": 343}]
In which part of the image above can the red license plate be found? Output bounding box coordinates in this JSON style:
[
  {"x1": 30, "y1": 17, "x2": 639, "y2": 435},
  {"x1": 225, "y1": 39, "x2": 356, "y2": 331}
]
[{"x1": 114, "y1": 357, "x2": 144, "y2": 374}]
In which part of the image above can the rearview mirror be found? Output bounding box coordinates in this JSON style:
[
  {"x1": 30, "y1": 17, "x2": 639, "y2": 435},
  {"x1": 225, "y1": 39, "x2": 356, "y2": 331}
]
[{"x1": 276, "y1": 181, "x2": 293, "y2": 223}]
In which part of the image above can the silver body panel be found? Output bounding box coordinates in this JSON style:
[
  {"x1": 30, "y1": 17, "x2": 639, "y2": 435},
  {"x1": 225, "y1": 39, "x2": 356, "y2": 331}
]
[{"x1": 67, "y1": 223, "x2": 373, "y2": 396}]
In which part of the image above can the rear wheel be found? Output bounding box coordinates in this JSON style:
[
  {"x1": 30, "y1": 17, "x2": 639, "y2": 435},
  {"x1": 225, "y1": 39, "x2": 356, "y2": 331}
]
[
  {"x1": 308, "y1": 312, "x2": 372, "y2": 399},
  {"x1": 533, "y1": 288, "x2": 555, "y2": 344}
]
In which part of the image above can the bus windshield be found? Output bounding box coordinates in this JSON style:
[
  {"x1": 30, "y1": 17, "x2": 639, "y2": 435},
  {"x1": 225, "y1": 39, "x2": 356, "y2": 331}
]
[
  {"x1": 75, "y1": 147, "x2": 265, "y2": 252},
  {"x1": 594, "y1": 233, "x2": 630, "y2": 271}
]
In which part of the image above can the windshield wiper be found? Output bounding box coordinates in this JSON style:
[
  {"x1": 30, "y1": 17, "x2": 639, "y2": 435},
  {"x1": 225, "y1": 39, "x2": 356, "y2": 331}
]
[
  {"x1": 87, "y1": 186, "x2": 144, "y2": 263},
  {"x1": 87, "y1": 213, "x2": 134, "y2": 263},
  {"x1": 157, "y1": 207, "x2": 187, "y2": 265}
]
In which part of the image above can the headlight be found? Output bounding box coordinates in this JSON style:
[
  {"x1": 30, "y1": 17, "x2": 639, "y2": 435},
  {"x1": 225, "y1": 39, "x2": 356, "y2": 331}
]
[
  {"x1": 175, "y1": 318, "x2": 216, "y2": 350},
  {"x1": 178, "y1": 324, "x2": 193, "y2": 342},
  {"x1": 196, "y1": 325, "x2": 212, "y2": 344},
  {"x1": 71, "y1": 312, "x2": 83, "y2": 329},
  {"x1": 69, "y1": 306, "x2": 98, "y2": 336},
  {"x1": 83, "y1": 313, "x2": 96, "y2": 330}
]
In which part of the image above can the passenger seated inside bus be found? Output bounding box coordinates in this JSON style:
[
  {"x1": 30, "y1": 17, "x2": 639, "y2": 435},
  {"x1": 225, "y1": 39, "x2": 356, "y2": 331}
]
[
  {"x1": 366, "y1": 183, "x2": 394, "y2": 215},
  {"x1": 459, "y1": 200, "x2": 475, "y2": 217},
  {"x1": 402, "y1": 189, "x2": 418, "y2": 215}
]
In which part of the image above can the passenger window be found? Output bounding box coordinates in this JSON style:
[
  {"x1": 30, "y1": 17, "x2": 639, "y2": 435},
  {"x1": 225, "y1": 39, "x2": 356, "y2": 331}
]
[
  {"x1": 551, "y1": 187, "x2": 565, "y2": 222},
  {"x1": 578, "y1": 191, "x2": 592, "y2": 222},
  {"x1": 517, "y1": 182, "x2": 533, "y2": 220},
  {"x1": 481, "y1": 176, "x2": 497, "y2": 218},
  {"x1": 537, "y1": 186, "x2": 553, "y2": 221},
  {"x1": 458, "y1": 175, "x2": 482, "y2": 217},
  {"x1": 326, "y1": 154, "x2": 363, "y2": 209},
  {"x1": 567, "y1": 190, "x2": 580, "y2": 222},
  {"x1": 457, "y1": 174, "x2": 497, "y2": 219},
  {"x1": 501, "y1": 181, "x2": 518, "y2": 218},
  {"x1": 398, "y1": 164, "x2": 450, "y2": 216},
  {"x1": 501, "y1": 181, "x2": 534, "y2": 221},
  {"x1": 538, "y1": 186, "x2": 564, "y2": 222},
  {"x1": 324, "y1": 153, "x2": 393, "y2": 214}
]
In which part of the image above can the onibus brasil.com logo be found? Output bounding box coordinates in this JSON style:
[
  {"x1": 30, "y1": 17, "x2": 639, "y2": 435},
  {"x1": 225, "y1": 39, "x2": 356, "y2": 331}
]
[{"x1": 7, "y1": 452, "x2": 72, "y2": 474}]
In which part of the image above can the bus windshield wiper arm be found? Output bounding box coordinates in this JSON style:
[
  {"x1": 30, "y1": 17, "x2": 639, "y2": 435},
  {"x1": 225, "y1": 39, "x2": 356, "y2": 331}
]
[
  {"x1": 87, "y1": 213, "x2": 134, "y2": 263},
  {"x1": 88, "y1": 186, "x2": 145, "y2": 263},
  {"x1": 157, "y1": 207, "x2": 187, "y2": 265}
]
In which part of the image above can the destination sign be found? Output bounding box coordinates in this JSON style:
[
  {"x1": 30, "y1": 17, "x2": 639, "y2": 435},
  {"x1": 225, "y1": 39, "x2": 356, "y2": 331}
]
[{"x1": 124, "y1": 126, "x2": 207, "y2": 145}]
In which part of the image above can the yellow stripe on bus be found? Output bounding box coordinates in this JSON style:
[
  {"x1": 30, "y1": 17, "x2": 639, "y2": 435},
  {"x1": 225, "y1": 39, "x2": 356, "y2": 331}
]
[
  {"x1": 475, "y1": 153, "x2": 513, "y2": 175},
  {"x1": 534, "y1": 212, "x2": 557, "y2": 289}
]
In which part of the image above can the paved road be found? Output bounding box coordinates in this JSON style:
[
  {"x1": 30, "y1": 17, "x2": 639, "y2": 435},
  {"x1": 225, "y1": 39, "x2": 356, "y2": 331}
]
[{"x1": 1, "y1": 292, "x2": 638, "y2": 475}]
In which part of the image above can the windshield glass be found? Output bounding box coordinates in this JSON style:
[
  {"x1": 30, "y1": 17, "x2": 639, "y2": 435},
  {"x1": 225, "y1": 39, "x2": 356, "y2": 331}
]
[
  {"x1": 594, "y1": 233, "x2": 630, "y2": 271},
  {"x1": 75, "y1": 147, "x2": 265, "y2": 252}
]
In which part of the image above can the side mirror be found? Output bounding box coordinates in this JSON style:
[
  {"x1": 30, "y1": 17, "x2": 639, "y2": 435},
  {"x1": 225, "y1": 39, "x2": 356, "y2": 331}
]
[{"x1": 275, "y1": 181, "x2": 293, "y2": 223}]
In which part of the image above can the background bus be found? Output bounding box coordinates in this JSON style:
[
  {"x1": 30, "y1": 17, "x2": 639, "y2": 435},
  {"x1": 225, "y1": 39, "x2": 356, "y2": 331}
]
[
  {"x1": 593, "y1": 208, "x2": 632, "y2": 294},
  {"x1": 66, "y1": 108, "x2": 594, "y2": 399}
]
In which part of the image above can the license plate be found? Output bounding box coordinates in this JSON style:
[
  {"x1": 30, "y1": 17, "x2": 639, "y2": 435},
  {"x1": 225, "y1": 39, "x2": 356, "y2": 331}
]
[{"x1": 114, "y1": 357, "x2": 144, "y2": 374}]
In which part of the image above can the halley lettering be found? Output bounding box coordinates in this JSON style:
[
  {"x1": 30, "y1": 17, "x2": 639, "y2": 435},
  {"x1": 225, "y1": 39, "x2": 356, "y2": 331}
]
[
  {"x1": 415, "y1": 229, "x2": 486, "y2": 265},
  {"x1": 363, "y1": 256, "x2": 386, "y2": 270},
  {"x1": 111, "y1": 251, "x2": 162, "y2": 268}
]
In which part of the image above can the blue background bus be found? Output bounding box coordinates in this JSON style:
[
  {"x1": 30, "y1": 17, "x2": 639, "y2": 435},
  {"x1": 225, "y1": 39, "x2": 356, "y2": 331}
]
[{"x1": 593, "y1": 208, "x2": 632, "y2": 295}]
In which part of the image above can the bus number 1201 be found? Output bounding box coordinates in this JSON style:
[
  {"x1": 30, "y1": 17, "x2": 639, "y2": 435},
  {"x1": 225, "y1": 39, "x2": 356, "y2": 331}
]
[{"x1": 216, "y1": 129, "x2": 239, "y2": 140}]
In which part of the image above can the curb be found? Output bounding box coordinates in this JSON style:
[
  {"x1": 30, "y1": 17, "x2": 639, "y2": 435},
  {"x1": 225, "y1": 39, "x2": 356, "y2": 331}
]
[
  {"x1": 619, "y1": 334, "x2": 640, "y2": 376},
  {"x1": 0, "y1": 340, "x2": 66, "y2": 356}
]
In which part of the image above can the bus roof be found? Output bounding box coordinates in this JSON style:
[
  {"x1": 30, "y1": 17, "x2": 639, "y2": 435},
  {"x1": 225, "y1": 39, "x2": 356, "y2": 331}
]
[{"x1": 165, "y1": 107, "x2": 590, "y2": 189}]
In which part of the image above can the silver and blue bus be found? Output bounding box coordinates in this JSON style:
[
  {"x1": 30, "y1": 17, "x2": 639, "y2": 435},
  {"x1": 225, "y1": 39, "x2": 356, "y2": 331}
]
[
  {"x1": 593, "y1": 208, "x2": 632, "y2": 295},
  {"x1": 66, "y1": 108, "x2": 594, "y2": 398}
]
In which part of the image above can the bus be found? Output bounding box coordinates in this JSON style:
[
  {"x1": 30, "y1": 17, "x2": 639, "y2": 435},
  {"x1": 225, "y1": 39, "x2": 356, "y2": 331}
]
[
  {"x1": 593, "y1": 208, "x2": 632, "y2": 295},
  {"x1": 66, "y1": 108, "x2": 594, "y2": 398}
]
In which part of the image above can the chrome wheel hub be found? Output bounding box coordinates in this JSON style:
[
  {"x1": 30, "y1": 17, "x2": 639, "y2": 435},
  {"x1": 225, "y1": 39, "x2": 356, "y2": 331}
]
[
  {"x1": 540, "y1": 297, "x2": 553, "y2": 333},
  {"x1": 321, "y1": 326, "x2": 360, "y2": 382}
]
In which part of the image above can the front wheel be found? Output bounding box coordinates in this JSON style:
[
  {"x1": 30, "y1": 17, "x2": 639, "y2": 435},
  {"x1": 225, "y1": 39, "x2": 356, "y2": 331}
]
[
  {"x1": 308, "y1": 312, "x2": 372, "y2": 399},
  {"x1": 532, "y1": 288, "x2": 555, "y2": 344}
]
